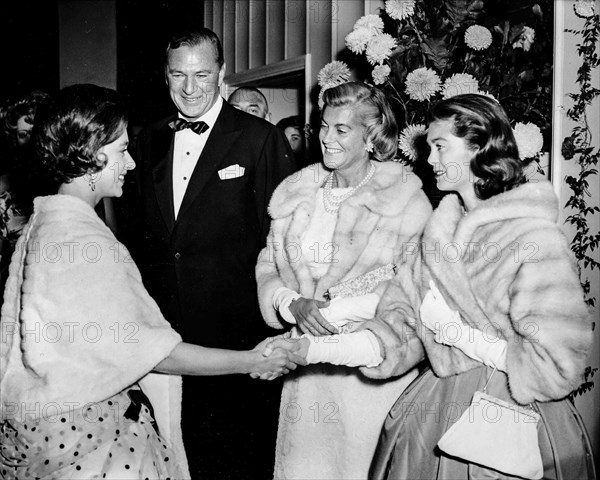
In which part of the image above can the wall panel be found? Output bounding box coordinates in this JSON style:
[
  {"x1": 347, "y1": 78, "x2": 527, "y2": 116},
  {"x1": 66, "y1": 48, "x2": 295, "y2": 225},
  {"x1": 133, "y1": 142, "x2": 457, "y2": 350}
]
[
  {"x1": 267, "y1": 0, "x2": 285, "y2": 64},
  {"x1": 249, "y1": 0, "x2": 266, "y2": 68},
  {"x1": 235, "y1": 0, "x2": 250, "y2": 72}
]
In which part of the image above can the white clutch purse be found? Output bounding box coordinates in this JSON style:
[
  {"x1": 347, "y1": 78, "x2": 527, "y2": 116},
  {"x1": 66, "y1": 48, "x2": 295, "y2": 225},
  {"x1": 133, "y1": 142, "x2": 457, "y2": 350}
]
[{"x1": 437, "y1": 373, "x2": 543, "y2": 479}]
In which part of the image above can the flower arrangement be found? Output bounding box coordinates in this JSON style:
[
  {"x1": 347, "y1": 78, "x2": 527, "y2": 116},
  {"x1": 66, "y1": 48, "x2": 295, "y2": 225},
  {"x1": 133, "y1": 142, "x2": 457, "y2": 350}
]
[{"x1": 319, "y1": 0, "x2": 554, "y2": 166}]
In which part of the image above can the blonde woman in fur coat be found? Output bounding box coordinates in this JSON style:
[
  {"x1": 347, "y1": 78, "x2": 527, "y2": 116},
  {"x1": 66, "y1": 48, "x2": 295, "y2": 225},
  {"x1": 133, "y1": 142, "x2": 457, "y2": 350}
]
[
  {"x1": 256, "y1": 82, "x2": 432, "y2": 479},
  {"x1": 370, "y1": 94, "x2": 596, "y2": 479},
  {"x1": 0, "y1": 85, "x2": 305, "y2": 480}
]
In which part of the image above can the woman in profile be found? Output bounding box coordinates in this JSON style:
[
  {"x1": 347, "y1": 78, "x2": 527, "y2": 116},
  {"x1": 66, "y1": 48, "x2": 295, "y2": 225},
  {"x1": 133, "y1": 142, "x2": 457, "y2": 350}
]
[
  {"x1": 370, "y1": 94, "x2": 595, "y2": 479},
  {"x1": 0, "y1": 84, "x2": 304, "y2": 480}
]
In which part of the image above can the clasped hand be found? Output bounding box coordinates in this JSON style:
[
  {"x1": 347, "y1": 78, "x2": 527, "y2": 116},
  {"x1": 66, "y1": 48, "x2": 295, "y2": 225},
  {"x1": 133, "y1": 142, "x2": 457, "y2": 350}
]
[
  {"x1": 249, "y1": 335, "x2": 309, "y2": 381},
  {"x1": 289, "y1": 297, "x2": 337, "y2": 336},
  {"x1": 419, "y1": 280, "x2": 467, "y2": 346}
]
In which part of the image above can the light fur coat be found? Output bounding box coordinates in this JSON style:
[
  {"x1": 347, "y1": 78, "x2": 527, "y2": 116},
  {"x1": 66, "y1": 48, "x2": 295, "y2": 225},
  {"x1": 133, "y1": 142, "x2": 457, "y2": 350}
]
[
  {"x1": 377, "y1": 181, "x2": 593, "y2": 405},
  {"x1": 0, "y1": 195, "x2": 189, "y2": 478},
  {"x1": 256, "y1": 162, "x2": 432, "y2": 479}
]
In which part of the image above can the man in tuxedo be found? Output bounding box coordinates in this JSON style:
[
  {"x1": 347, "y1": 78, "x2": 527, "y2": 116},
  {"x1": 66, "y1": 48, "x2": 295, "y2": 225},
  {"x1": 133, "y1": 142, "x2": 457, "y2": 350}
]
[{"x1": 132, "y1": 27, "x2": 296, "y2": 478}]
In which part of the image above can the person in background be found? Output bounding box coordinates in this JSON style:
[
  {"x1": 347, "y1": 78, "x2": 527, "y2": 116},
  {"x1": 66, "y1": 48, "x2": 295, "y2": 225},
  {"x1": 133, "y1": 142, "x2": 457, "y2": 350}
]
[
  {"x1": 0, "y1": 90, "x2": 50, "y2": 244},
  {"x1": 256, "y1": 81, "x2": 432, "y2": 479},
  {"x1": 228, "y1": 85, "x2": 270, "y2": 121},
  {"x1": 130, "y1": 27, "x2": 297, "y2": 478},
  {"x1": 276, "y1": 115, "x2": 308, "y2": 168},
  {"x1": 370, "y1": 94, "x2": 595, "y2": 479},
  {"x1": 1, "y1": 90, "x2": 49, "y2": 151},
  {"x1": 0, "y1": 83, "x2": 304, "y2": 480}
]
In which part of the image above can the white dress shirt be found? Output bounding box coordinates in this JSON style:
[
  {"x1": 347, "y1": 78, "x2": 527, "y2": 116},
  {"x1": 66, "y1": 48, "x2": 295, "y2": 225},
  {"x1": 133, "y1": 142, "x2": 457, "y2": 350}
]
[{"x1": 172, "y1": 96, "x2": 223, "y2": 218}]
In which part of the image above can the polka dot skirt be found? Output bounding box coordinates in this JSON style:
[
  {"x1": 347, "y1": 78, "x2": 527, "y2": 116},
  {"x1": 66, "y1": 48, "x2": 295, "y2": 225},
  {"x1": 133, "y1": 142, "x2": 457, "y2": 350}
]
[{"x1": 0, "y1": 387, "x2": 178, "y2": 479}]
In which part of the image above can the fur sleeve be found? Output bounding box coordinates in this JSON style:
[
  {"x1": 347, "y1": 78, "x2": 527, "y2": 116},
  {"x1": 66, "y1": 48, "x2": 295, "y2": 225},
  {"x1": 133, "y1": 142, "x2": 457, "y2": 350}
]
[
  {"x1": 256, "y1": 227, "x2": 290, "y2": 330},
  {"x1": 359, "y1": 189, "x2": 432, "y2": 379},
  {"x1": 505, "y1": 225, "x2": 593, "y2": 404},
  {"x1": 358, "y1": 268, "x2": 425, "y2": 379}
]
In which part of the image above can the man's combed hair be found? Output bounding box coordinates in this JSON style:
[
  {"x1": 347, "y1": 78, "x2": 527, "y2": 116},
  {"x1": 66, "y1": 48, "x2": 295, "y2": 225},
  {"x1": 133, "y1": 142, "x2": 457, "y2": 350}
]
[
  {"x1": 165, "y1": 27, "x2": 224, "y2": 68},
  {"x1": 430, "y1": 94, "x2": 526, "y2": 200},
  {"x1": 322, "y1": 82, "x2": 398, "y2": 163},
  {"x1": 33, "y1": 84, "x2": 128, "y2": 185}
]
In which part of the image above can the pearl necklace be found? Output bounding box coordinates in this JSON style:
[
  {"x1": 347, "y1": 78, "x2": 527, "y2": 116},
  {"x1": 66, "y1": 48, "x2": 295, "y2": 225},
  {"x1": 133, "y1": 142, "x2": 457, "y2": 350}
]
[{"x1": 322, "y1": 161, "x2": 376, "y2": 214}]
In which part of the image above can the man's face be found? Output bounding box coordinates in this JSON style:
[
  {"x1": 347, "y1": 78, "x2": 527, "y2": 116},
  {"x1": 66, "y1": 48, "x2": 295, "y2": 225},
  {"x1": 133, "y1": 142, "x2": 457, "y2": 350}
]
[
  {"x1": 165, "y1": 42, "x2": 225, "y2": 121},
  {"x1": 229, "y1": 91, "x2": 268, "y2": 119}
]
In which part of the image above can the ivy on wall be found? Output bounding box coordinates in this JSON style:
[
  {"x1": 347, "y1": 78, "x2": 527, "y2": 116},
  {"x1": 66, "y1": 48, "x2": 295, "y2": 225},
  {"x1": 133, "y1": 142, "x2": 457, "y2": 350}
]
[{"x1": 562, "y1": 2, "x2": 599, "y2": 397}]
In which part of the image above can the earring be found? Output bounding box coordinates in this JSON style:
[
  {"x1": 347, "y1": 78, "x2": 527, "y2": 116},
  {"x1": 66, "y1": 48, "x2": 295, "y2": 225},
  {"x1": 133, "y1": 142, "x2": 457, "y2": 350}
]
[
  {"x1": 365, "y1": 141, "x2": 374, "y2": 153},
  {"x1": 87, "y1": 173, "x2": 98, "y2": 192}
]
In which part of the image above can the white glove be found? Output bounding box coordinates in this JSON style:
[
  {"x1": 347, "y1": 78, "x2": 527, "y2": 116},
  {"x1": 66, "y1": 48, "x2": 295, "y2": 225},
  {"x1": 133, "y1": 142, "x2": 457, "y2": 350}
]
[
  {"x1": 318, "y1": 293, "x2": 380, "y2": 328},
  {"x1": 303, "y1": 330, "x2": 383, "y2": 367},
  {"x1": 272, "y1": 287, "x2": 302, "y2": 324},
  {"x1": 420, "y1": 280, "x2": 507, "y2": 372}
]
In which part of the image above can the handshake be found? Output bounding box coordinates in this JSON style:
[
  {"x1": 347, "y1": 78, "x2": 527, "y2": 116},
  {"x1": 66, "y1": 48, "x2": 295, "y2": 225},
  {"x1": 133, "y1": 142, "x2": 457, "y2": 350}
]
[{"x1": 249, "y1": 334, "x2": 310, "y2": 381}]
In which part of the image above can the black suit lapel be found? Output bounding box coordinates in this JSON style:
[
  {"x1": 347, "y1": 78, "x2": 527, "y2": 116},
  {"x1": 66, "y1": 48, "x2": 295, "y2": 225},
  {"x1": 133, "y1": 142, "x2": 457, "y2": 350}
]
[
  {"x1": 151, "y1": 121, "x2": 176, "y2": 232},
  {"x1": 177, "y1": 102, "x2": 242, "y2": 221}
]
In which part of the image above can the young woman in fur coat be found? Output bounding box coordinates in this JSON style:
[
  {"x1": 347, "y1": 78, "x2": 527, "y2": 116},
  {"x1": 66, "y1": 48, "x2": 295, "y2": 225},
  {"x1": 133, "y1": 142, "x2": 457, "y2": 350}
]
[
  {"x1": 369, "y1": 94, "x2": 595, "y2": 479},
  {"x1": 0, "y1": 84, "x2": 304, "y2": 480},
  {"x1": 256, "y1": 82, "x2": 432, "y2": 479}
]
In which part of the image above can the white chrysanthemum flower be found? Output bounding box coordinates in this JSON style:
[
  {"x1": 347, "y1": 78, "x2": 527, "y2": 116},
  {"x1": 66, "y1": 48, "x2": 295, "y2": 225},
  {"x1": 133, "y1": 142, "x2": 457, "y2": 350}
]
[
  {"x1": 354, "y1": 14, "x2": 384, "y2": 34},
  {"x1": 385, "y1": 0, "x2": 416, "y2": 21},
  {"x1": 372, "y1": 64, "x2": 391, "y2": 85},
  {"x1": 574, "y1": 0, "x2": 596, "y2": 18},
  {"x1": 464, "y1": 25, "x2": 492, "y2": 50},
  {"x1": 345, "y1": 27, "x2": 374, "y2": 54},
  {"x1": 365, "y1": 33, "x2": 397, "y2": 65},
  {"x1": 513, "y1": 122, "x2": 544, "y2": 160},
  {"x1": 398, "y1": 124, "x2": 426, "y2": 161},
  {"x1": 442, "y1": 73, "x2": 480, "y2": 99},
  {"x1": 317, "y1": 61, "x2": 351, "y2": 88},
  {"x1": 512, "y1": 26, "x2": 535, "y2": 52},
  {"x1": 405, "y1": 67, "x2": 442, "y2": 101}
]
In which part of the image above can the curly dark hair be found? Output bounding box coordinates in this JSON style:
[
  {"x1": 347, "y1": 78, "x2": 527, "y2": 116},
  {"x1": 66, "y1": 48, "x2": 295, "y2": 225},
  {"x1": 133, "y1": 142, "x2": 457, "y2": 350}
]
[
  {"x1": 429, "y1": 94, "x2": 525, "y2": 200},
  {"x1": 0, "y1": 90, "x2": 49, "y2": 148},
  {"x1": 33, "y1": 84, "x2": 128, "y2": 185},
  {"x1": 322, "y1": 82, "x2": 398, "y2": 163}
]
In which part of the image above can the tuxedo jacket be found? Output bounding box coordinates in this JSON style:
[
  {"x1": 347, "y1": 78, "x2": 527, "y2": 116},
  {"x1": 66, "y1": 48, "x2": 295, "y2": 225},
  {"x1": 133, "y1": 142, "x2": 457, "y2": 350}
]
[{"x1": 131, "y1": 100, "x2": 296, "y2": 349}]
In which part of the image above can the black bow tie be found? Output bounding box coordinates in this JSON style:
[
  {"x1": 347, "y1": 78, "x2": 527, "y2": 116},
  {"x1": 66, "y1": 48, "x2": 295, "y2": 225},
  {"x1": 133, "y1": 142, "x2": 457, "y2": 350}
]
[{"x1": 169, "y1": 118, "x2": 209, "y2": 135}]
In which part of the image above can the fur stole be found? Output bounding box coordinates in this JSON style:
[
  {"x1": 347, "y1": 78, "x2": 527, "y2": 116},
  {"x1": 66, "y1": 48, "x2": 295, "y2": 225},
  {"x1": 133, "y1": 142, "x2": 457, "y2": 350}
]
[
  {"x1": 0, "y1": 195, "x2": 189, "y2": 478},
  {"x1": 413, "y1": 181, "x2": 592, "y2": 404}
]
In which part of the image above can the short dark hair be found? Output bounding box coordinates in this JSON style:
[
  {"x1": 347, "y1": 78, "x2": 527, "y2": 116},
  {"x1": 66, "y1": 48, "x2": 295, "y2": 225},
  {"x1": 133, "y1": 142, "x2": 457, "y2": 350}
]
[
  {"x1": 228, "y1": 86, "x2": 268, "y2": 106},
  {"x1": 322, "y1": 82, "x2": 398, "y2": 162},
  {"x1": 429, "y1": 94, "x2": 525, "y2": 200},
  {"x1": 276, "y1": 115, "x2": 302, "y2": 132},
  {"x1": 33, "y1": 84, "x2": 128, "y2": 185},
  {"x1": 165, "y1": 27, "x2": 224, "y2": 68}
]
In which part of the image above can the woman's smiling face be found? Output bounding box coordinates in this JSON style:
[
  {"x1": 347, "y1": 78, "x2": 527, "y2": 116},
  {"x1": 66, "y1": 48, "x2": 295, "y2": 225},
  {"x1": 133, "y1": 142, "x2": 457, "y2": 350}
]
[
  {"x1": 426, "y1": 118, "x2": 477, "y2": 195},
  {"x1": 319, "y1": 106, "x2": 369, "y2": 172}
]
